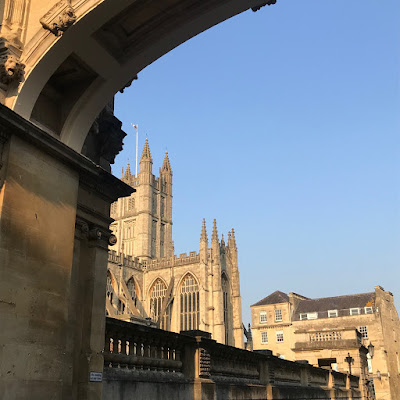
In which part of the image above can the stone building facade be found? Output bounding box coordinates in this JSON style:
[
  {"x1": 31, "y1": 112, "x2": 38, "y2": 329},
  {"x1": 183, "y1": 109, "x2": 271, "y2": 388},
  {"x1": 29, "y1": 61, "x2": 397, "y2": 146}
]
[
  {"x1": 251, "y1": 286, "x2": 400, "y2": 400},
  {"x1": 106, "y1": 140, "x2": 244, "y2": 348}
]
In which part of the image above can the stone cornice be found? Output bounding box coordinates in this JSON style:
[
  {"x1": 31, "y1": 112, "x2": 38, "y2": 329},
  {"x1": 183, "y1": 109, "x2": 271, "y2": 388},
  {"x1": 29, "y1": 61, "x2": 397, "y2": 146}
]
[{"x1": 0, "y1": 104, "x2": 133, "y2": 202}]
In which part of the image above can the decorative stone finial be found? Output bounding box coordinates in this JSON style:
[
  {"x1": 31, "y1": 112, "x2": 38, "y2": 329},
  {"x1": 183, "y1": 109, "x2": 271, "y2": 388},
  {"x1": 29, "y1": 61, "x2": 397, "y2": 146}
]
[
  {"x1": 200, "y1": 218, "x2": 208, "y2": 243},
  {"x1": 211, "y1": 219, "x2": 218, "y2": 243},
  {"x1": 161, "y1": 151, "x2": 172, "y2": 172},
  {"x1": 140, "y1": 138, "x2": 152, "y2": 162}
]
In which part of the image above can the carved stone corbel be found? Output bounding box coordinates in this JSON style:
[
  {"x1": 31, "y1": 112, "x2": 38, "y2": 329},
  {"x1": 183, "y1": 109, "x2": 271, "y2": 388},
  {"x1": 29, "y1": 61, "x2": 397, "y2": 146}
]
[
  {"x1": 0, "y1": 52, "x2": 25, "y2": 86},
  {"x1": 40, "y1": 0, "x2": 77, "y2": 37},
  {"x1": 0, "y1": 0, "x2": 27, "y2": 90}
]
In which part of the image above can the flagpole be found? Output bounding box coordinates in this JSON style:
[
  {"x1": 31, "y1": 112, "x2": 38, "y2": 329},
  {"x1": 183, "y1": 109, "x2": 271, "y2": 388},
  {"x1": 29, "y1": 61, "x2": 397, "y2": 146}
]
[
  {"x1": 131, "y1": 123, "x2": 139, "y2": 176},
  {"x1": 135, "y1": 125, "x2": 138, "y2": 176}
]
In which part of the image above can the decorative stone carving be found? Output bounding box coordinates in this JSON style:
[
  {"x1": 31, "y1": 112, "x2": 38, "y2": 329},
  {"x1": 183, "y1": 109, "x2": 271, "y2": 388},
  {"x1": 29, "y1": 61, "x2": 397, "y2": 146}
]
[
  {"x1": 108, "y1": 234, "x2": 117, "y2": 246},
  {"x1": 251, "y1": 0, "x2": 277, "y2": 12},
  {"x1": 75, "y1": 217, "x2": 115, "y2": 249},
  {"x1": 0, "y1": 53, "x2": 25, "y2": 86},
  {"x1": 119, "y1": 75, "x2": 138, "y2": 93},
  {"x1": 40, "y1": 0, "x2": 77, "y2": 37},
  {"x1": 1, "y1": 0, "x2": 26, "y2": 51},
  {"x1": 82, "y1": 106, "x2": 126, "y2": 172}
]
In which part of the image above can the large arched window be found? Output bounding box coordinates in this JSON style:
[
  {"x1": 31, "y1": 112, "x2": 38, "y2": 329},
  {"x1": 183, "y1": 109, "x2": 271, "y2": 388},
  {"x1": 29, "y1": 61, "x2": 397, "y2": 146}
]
[
  {"x1": 222, "y1": 274, "x2": 230, "y2": 345},
  {"x1": 180, "y1": 274, "x2": 199, "y2": 331},
  {"x1": 126, "y1": 277, "x2": 137, "y2": 307},
  {"x1": 149, "y1": 278, "x2": 170, "y2": 329}
]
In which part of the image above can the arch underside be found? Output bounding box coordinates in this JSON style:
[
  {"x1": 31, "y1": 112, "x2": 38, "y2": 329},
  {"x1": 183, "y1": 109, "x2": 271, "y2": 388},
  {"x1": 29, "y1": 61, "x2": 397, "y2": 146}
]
[{"x1": 10, "y1": 0, "x2": 274, "y2": 152}]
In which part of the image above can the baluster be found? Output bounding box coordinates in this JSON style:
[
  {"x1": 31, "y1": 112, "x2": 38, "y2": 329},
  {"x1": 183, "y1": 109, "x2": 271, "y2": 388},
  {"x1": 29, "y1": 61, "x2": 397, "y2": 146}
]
[{"x1": 172, "y1": 348, "x2": 176, "y2": 373}]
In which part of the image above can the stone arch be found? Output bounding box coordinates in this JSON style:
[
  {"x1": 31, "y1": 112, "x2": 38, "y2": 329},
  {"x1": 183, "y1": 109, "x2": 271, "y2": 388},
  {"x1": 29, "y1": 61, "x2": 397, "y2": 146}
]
[
  {"x1": 179, "y1": 272, "x2": 200, "y2": 331},
  {"x1": 147, "y1": 276, "x2": 168, "y2": 298},
  {"x1": 8, "y1": 0, "x2": 272, "y2": 152}
]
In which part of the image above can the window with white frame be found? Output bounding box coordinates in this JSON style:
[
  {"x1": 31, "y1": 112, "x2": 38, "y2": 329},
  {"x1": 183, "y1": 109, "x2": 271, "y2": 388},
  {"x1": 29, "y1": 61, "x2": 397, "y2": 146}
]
[
  {"x1": 275, "y1": 309, "x2": 282, "y2": 322},
  {"x1": 359, "y1": 326, "x2": 368, "y2": 339},
  {"x1": 350, "y1": 308, "x2": 360, "y2": 315},
  {"x1": 261, "y1": 331, "x2": 268, "y2": 344},
  {"x1": 365, "y1": 306, "x2": 373, "y2": 314},
  {"x1": 307, "y1": 312, "x2": 318, "y2": 320},
  {"x1": 276, "y1": 330, "x2": 284, "y2": 342},
  {"x1": 328, "y1": 310, "x2": 338, "y2": 318},
  {"x1": 300, "y1": 313, "x2": 308, "y2": 320},
  {"x1": 260, "y1": 311, "x2": 267, "y2": 323}
]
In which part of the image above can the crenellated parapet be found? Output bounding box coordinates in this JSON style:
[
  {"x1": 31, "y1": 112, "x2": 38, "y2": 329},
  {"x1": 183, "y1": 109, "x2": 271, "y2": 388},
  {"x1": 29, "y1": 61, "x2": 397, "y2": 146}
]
[
  {"x1": 108, "y1": 250, "x2": 201, "y2": 271},
  {"x1": 108, "y1": 250, "x2": 145, "y2": 271}
]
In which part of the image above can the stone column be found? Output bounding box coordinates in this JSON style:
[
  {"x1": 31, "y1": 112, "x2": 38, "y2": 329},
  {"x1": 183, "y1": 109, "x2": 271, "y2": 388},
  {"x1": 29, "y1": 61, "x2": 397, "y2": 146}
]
[{"x1": 0, "y1": 105, "x2": 132, "y2": 399}]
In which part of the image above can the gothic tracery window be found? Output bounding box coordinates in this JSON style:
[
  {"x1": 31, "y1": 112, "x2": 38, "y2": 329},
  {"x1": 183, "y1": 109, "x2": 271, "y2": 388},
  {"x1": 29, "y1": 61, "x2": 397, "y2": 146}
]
[
  {"x1": 150, "y1": 278, "x2": 170, "y2": 329},
  {"x1": 180, "y1": 274, "x2": 199, "y2": 331},
  {"x1": 222, "y1": 274, "x2": 230, "y2": 344},
  {"x1": 126, "y1": 277, "x2": 137, "y2": 307}
]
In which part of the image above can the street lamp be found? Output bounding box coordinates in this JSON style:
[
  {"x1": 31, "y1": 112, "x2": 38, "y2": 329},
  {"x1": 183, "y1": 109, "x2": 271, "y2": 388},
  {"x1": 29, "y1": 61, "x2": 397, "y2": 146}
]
[
  {"x1": 368, "y1": 342, "x2": 375, "y2": 358},
  {"x1": 345, "y1": 353, "x2": 354, "y2": 375}
]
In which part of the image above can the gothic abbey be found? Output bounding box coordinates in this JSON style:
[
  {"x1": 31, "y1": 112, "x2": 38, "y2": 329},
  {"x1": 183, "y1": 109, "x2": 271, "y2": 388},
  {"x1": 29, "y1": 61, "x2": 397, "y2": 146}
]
[{"x1": 106, "y1": 140, "x2": 244, "y2": 348}]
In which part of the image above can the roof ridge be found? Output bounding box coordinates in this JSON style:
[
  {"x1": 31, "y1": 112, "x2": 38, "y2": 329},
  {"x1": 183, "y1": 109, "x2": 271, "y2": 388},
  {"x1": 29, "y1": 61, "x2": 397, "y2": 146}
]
[{"x1": 299, "y1": 292, "x2": 374, "y2": 302}]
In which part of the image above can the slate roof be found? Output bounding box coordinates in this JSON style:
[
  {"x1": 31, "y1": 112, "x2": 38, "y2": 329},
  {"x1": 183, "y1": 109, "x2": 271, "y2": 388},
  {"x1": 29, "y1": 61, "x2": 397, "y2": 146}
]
[
  {"x1": 294, "y1": 292, "x2": 375, "y2": 314},
  {"x1": 251, "y1": 291, "x2": 289, "y2": 307}
]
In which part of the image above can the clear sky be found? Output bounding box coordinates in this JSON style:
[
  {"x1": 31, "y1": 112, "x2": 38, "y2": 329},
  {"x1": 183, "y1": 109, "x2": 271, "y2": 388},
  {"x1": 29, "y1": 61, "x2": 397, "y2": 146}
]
[{"x1": 113, "y1": 0, "x2": 400, "y2": 325}]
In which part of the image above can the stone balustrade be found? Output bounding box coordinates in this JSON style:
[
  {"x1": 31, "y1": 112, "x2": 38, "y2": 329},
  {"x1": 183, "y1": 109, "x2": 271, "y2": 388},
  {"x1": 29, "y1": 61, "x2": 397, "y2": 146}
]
[
  {"x1": 295, "y1": 327, "x2": 363, "y2": 350},
  {"x1": 104, "y1": 318, "x2": 191, "y2": 379},
  {"x1": 103, "y1": 318, "x2": 363, "y2": 400}
]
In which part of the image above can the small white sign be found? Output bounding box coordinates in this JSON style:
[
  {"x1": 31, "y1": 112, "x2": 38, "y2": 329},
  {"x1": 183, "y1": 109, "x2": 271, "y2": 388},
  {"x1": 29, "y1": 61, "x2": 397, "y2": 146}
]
[{"x1": 89, "y1": 372, "x2": 103, "y2": 382}]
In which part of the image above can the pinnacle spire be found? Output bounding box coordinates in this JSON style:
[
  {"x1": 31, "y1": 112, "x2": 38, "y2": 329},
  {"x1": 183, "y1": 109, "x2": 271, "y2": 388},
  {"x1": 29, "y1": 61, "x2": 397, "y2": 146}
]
[
  {"x1": 229, "y1": 228, "x2": 237, "y2": 249},
  {"x1": 212, "y1": 219, "x2": 219, "y2": 243},
  {"x1": 200, "y1": 218, "x2": 208, "y2": 242},
  {"x1": 161, "y1": 151, "x2": 172, "y2": 173},
  {"x1": 124, "y1": 162, "x2": 131, "y2": 179},
  {"x1": 220, "y1": 233, "x2": 225, "y2": 248},
  {"x1": 140, "y1": 138, "x2": 152, "y2": 162}
]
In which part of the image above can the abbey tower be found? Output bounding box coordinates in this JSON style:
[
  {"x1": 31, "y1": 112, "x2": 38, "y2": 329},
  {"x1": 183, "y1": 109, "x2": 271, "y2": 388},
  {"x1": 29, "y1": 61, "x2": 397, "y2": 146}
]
[
  {"x1": 107, "y1": 140, "x2": 244, "y2": 348},
  {"x1": 110, "y1": 139, "x2": 173, "y2": 260}
]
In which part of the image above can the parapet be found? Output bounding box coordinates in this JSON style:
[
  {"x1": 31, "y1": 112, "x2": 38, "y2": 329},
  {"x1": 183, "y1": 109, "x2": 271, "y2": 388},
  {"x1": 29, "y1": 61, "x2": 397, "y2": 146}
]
[{"x1": 108, "y1": 250, "x2": 200, "y2": 271}]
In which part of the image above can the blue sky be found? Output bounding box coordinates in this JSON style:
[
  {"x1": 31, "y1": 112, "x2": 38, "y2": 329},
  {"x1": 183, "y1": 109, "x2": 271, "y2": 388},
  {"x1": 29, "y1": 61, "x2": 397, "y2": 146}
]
[{"x1": 113, "y1": 0, "x2": 400, "y2": 325}]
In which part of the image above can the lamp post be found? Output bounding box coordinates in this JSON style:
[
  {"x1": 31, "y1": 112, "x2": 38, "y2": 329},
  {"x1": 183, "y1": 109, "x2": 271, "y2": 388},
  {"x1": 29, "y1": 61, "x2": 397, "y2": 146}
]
[
  {"x1": 345, "y1": 353, "x2": 354, "y2": 375},
  {"x1": 368, "y1": 342, "x2": 375, "y2": 358},
  {"x1": 367, "y1": 342, "x2": 376, "y2": 400}
]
